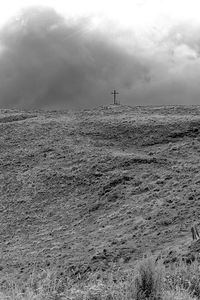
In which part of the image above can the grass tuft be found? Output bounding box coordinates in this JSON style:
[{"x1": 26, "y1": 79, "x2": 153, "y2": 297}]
[{"x1": 133, "y1": 257, "x2": 163, "y2": 300}]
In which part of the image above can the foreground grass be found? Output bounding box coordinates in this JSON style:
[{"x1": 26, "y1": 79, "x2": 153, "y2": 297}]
[{"x1": 0, "y1": 257, "x2": 200, "y2": 300}]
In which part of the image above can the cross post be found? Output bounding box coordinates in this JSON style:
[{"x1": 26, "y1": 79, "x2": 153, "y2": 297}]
[{"x1": 111, "y1": 89, "x2": 119, "y2": 105}]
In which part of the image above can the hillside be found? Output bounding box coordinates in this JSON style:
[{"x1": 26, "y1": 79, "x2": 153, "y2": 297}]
[{"x1": 1, "y1": 104, "x2": 200, "y2": 281}]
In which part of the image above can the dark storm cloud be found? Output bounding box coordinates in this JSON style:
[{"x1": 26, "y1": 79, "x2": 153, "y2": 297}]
[
  {"x1": 0, "y1": 7, "x2": 200, "y2": 109},
  {"x1": 0, "y1": 6, "x2": 150, "y2": 109}
]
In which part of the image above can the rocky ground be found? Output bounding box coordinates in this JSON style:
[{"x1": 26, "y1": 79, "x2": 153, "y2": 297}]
[{"x1": 0, "y1": 104, "x2": 200, "y2": 281}]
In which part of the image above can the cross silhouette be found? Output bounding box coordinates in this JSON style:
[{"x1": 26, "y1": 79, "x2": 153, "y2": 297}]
[{"x1": 111, "y1": 89, "x2": 119, "y2": 105}]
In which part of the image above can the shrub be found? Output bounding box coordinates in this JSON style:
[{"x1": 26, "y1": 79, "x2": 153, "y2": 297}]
[{"x1": 133, "y1": 257, "x2": 163, "y2": 300}]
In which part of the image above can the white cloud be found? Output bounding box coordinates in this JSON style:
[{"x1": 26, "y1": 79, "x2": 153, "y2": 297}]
[{"x1": 173, "y1": 44, "x2": 198, "y2": 60}]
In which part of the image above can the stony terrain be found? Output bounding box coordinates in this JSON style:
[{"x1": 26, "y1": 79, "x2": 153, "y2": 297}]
[{"x1": 1, "y1": 104, "x2": 200, "y2": 281}]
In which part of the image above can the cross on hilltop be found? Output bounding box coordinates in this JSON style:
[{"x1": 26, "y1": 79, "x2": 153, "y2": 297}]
[{"x1": 111, "y1": 89, "x2": 120, "y2": 105}]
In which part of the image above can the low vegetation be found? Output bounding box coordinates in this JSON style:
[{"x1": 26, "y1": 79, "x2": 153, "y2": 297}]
[
  {"x1": 2, "y1": 106, "x2": 200, "y2": 299},
  {"x1": 0, "y1": 257, "x2": 200, "y2": 299}
]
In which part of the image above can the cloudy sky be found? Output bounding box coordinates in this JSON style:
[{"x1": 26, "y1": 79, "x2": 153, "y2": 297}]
[{"x1": 0, "y1": 0, "x2": 200, "y2": 109}]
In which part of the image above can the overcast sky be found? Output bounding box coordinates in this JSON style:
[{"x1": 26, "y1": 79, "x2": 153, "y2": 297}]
[{"x1": 0, "y1": 0, "x2": 200, "y2": 109}]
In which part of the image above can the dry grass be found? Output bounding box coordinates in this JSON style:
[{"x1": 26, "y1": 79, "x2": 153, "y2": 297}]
[
  {"x1": 2, "y1": 107, "x2": 200, "y2": 277},
  {"x1": 2, "y1": 107, "x2": 200, "y2": 298},
  {"x1": 0, "y1": 257, "x2": 199, "y2": 300},
  {"x1": 164, "y1": 260, "x2": 200, "y2": 299},
  {"x1": 163, "y1": 290, "x2": 197, "y2": 300}
]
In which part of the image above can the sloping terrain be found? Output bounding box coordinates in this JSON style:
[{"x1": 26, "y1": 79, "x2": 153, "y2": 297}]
[{"x1": 1, "y1": 105, "x2": 200, "y2": 280}]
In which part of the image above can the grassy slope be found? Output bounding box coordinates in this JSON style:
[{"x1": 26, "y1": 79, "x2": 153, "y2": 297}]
[{"x1": 1, "y1": 105, "x2": 200, "y2": 280}]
